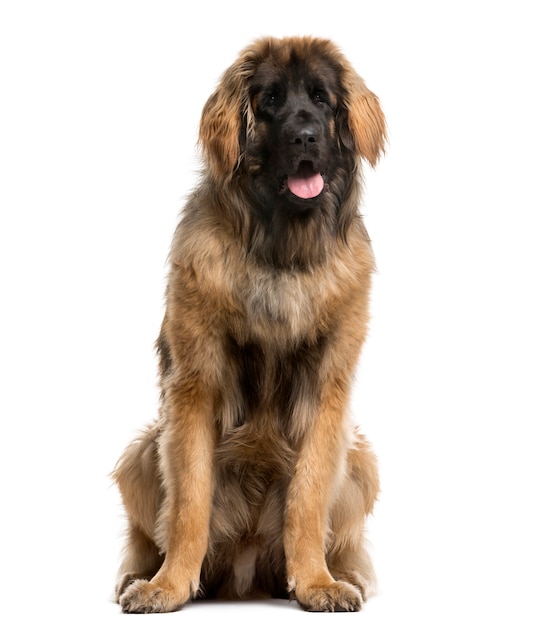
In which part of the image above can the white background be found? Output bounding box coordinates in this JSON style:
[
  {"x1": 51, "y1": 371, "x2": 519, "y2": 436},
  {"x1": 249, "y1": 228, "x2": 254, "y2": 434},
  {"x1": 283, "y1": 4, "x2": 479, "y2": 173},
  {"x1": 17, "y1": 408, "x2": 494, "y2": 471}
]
[{"x1": 1, "y1": 1, "x2": 559, "y2": 624}]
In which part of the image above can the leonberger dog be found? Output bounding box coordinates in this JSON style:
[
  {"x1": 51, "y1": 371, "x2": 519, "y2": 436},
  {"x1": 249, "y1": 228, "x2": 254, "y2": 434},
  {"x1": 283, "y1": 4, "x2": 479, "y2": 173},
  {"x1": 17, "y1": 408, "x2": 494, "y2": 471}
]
[{"x1": 114, "y1": 36, "x2": 387, "y2": 613}]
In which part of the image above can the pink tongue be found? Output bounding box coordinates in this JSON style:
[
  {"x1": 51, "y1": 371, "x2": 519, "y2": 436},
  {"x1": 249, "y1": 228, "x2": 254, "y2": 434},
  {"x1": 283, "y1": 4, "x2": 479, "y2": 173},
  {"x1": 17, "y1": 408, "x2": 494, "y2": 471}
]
[{"x1": 287, "y1": 164, "x2": 324, "y2": 199}]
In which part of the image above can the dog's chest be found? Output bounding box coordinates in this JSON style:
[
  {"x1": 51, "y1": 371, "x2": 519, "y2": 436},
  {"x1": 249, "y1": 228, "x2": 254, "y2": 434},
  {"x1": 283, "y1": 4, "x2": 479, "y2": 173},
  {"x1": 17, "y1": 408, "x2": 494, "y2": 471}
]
[{"x1": 243, "y1": 268, "x2": 326, "y2": 342}]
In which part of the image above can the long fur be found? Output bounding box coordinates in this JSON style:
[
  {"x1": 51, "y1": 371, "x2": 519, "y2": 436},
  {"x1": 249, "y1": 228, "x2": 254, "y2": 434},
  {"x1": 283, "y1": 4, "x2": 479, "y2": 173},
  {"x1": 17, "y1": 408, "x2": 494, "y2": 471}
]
[{"x1": 113, "y1": 36, "x2": 386, "y2": 613}]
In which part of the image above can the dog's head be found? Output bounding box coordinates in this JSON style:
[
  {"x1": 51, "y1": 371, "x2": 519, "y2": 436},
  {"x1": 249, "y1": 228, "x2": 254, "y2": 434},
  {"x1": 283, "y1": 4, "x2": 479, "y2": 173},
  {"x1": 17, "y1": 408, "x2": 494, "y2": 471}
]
[{"x1": 198, "y1": 36, "x2": 387, "y2": 204}]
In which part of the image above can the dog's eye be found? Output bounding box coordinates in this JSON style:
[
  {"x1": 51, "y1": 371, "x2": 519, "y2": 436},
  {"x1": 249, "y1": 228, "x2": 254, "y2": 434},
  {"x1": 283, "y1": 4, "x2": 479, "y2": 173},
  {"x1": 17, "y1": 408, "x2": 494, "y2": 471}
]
[
  {"x1": 311, "y1": 88, "x2": 329, "y2": 106},
  {"x1": 263, "y1": 88, "x2": 282, "y2": 108}
]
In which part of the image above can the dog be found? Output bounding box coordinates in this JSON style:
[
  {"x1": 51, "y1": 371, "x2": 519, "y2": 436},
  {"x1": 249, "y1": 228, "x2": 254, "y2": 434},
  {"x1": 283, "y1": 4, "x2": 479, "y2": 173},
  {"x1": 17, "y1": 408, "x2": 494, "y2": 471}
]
[{"x1": 113, "y1": 35, "x2": 386, "y2": 613}]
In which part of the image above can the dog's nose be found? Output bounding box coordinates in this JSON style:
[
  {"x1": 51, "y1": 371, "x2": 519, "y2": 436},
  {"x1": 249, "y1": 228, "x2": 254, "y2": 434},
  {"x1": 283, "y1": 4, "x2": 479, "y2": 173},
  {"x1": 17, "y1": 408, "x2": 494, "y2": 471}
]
[{"x1": 291, "y1": 126, "x2": 317, "y2": 146}]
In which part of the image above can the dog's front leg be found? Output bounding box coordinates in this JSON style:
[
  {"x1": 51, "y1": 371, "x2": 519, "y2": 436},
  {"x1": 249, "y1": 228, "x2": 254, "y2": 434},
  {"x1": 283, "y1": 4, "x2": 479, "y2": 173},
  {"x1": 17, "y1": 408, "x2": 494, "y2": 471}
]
[
  {"x1": 284, "y1": 376, "x2": 363, "y2": 612},
  {"x1": 119, "y1": 386, "x2": 216, "y2": 613}
]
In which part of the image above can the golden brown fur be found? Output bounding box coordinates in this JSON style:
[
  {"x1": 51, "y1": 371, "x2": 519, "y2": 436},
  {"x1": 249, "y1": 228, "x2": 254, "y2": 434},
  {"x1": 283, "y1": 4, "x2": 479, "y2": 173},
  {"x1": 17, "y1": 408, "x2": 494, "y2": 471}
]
[{"x1": 113, "y1": 36, "x2": 386, "y2": 613}]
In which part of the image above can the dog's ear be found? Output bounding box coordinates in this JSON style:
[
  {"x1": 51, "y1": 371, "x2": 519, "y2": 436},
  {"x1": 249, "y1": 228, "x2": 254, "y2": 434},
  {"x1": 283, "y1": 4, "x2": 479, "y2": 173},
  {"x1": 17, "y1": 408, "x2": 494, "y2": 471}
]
[
  {"x1": 339, "y1": 67, "x2": 387, "y2": 168},
  {"x1": 198, "y1": 58, "x2": 252, "y2": 180}
]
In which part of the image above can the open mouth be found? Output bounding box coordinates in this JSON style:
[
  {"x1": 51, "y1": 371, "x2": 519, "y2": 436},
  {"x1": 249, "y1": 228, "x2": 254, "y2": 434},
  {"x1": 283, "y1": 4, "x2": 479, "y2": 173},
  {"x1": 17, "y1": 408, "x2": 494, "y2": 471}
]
[{"x1": 285, "y1": 160, "x2": 325, "y2": 199}]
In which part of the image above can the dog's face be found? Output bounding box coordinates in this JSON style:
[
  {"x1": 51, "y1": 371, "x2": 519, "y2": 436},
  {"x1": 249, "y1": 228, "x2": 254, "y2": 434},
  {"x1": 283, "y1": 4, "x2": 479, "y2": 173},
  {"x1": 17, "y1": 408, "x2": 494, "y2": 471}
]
[
  {"x1": 246, "y1": 52, "x2": 344, "y2": 208},
  {"x1": 199, "y1": 37, "x2": 387, "y2": 214}
]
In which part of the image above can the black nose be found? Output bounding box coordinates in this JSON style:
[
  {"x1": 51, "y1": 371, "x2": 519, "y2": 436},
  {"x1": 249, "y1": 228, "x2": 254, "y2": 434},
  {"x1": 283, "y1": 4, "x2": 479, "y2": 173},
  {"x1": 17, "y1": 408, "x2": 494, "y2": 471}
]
[{"x1": 291, "y1": 126, "x2": 317, "y2": 146}]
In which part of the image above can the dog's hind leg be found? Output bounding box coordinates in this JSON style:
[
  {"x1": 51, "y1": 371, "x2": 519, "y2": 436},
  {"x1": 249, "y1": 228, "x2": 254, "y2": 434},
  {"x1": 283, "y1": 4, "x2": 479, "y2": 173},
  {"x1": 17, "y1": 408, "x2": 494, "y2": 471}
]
[
  {"x1": 326, "y1": 432, "x2": 380, "y2": 600},
  {"x1": 113, "y1": 424, "x2": 164, "y2": 600},
  {"x1": 115, "y1": 524, "x2": 164, "y2": 599}
]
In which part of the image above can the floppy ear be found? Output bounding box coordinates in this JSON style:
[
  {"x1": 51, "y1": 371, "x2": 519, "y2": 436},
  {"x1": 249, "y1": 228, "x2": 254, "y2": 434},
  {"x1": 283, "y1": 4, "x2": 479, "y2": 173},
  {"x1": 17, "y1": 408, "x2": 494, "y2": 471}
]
[
  {"x1": 340, "y1": 67, "x2": 387, "y2": 168},
  {"x1": 198, "y1": 58, "x2": 253, "y2": 180}
]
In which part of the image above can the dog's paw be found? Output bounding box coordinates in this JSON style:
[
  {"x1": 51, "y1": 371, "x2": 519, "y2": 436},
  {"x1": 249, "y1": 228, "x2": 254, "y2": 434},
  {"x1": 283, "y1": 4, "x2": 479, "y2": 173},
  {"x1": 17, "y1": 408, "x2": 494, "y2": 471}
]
[
  {"x1": 119, "y1": 579, "x2": 188, "y2": 613},
  {"x1": 296, "y1": 580, "x2": 363, "y2": 612},
  {"x1": 331, "y1": 569, "x2": 375, "y2": 601},
  {"x1": 115, "y1": 572, "x2": 145, "y2": 601}
]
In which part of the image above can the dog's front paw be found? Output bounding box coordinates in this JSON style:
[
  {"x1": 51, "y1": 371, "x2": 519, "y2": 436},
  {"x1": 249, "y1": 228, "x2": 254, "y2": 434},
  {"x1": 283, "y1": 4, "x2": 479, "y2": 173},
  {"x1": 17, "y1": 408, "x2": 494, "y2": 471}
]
[
  {"x1": 296, "y1": 580, "x2": 363, "y2": 612},
  {"x1": 119, "y1": 579, "x2": 188, "y2": 613}
]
